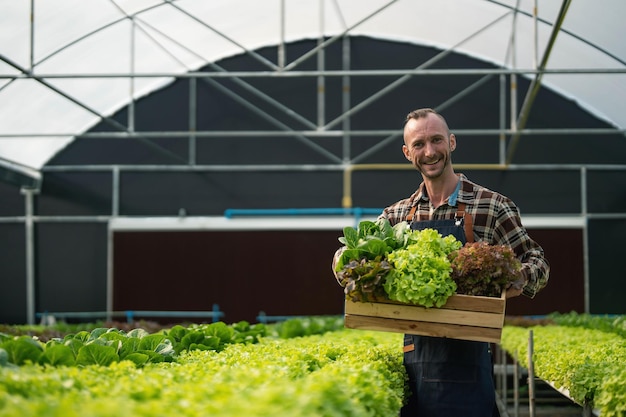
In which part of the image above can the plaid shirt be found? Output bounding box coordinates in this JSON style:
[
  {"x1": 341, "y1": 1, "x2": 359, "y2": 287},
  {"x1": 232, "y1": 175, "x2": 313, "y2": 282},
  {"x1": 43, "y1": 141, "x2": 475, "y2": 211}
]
[{"x1": 378, "y1": 174, "x2": 549, "y2": 298}]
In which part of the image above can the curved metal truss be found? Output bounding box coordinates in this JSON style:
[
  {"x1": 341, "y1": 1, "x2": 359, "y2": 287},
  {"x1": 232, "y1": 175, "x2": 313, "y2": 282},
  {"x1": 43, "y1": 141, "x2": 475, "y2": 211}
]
[{"x1": 1, "y1": 0, "x2": 625, "y2": 323}]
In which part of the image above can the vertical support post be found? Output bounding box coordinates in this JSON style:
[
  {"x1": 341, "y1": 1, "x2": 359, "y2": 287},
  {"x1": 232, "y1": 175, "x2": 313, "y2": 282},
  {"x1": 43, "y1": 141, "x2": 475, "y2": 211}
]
[
  {"x1": 340, "y1": 27, "x2": 352, "y2": 208},
  {"x1": 513, "y1": 350, "x2": 519, "y2": 417},
  {"x1": 581, "y1": 166, "x2": 590, "y2": 313},
  {"x1": 21, "y1": 187, "x2": 38, "y2": 325},
  {"x1": 107, "y1": 166, "x2": 120, "y2": 321},
  {"x1": 189, "y1": 76, "x2": 197, "y2": 165},
  {"x1": 278, "y1": 0, "x2": 285, "y2": 68},
  {"x1": 29, "y1": 0, "x2": 35, "y2": 71},
  {"x1": 499, "y1": 74, "x2": 506, "y2": 165},
  {"x1": 341, "y1": 34, "x2": 351, "y2": 163},
  {"x1": 128, "y1": 18, "x2": 136, "y2": 133},
  {"x1": 528, "y1": 330, "x2": 536, "y2": 417},
  {"x1": 501, "y1": 345, "x2": 508, "y2": 410},
  {"x1": 533, "y1": 0, "x2": 539, "y2": 69},
  {"x1": 316, "y1": 0, "x2": 325, "y2": 128},
  {"x1": 509, "y1": 6, "x2": 518, "y2": 134},
  {"x1": 106, "y1": 222, "x2": 114, "y2": 322}
]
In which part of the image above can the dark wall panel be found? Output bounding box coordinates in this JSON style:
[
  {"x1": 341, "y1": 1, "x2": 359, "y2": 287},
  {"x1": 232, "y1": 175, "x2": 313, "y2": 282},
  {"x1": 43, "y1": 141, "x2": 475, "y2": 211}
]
[
  {"x1": 113, "y1": 230, "x2": 345, "y2": 323},
  {"x1": 119, "y1": 171, "x2": 344, "y2": 216},
  {"x1": 588, "y1": 219, "x2": 626, "y2": 314},
  {"x1": 351, "y1": 170, "x2": 582, "y2": 214},
  {"x1": 37, "y1": 172, "x2": 112, "y2": 216},
  {"x1": 0, "y1": 182, "x2": 24, "y2": 216},
  {"x1": 36, "y1": 223, "x2": 108, "y2": 313},
  {"x1": 0, "y1": 224, "x2": 27, "y2": 323},
  {"x1": 587, "y1": 171, "x2": 626, "y2": 213}
]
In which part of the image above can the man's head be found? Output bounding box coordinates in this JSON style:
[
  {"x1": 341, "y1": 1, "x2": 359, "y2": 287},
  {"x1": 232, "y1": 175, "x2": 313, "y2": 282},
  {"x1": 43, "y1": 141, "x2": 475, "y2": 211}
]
[{"x1": 402, "y1": 108, "x2": 456, "y2": 180}]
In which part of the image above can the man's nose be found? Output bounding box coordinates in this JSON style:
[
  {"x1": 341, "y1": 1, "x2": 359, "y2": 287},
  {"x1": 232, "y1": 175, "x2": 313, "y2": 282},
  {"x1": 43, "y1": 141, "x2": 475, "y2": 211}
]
[{"x1": 424, "y1": 142, "x2": 436, "y2": 157}]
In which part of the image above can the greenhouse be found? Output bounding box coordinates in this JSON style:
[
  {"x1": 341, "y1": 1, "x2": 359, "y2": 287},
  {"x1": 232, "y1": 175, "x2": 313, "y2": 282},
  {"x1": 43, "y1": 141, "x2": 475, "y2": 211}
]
[{"x1": 1, "y1": 1, "x2": 625, "y2": 416}]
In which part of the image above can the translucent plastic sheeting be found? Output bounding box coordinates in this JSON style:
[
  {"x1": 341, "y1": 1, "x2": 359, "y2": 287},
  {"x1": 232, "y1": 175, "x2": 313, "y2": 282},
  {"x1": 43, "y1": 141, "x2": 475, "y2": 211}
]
[{"x1": 0, "y1": 0, "x2": 624, "y2": 168}]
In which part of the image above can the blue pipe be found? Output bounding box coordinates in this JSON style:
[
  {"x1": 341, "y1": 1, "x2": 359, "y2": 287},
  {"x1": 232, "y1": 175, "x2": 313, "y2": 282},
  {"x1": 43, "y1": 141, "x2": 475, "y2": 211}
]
[{"x1": 223, "y1": 207, "x2": 383, "y2": 219}]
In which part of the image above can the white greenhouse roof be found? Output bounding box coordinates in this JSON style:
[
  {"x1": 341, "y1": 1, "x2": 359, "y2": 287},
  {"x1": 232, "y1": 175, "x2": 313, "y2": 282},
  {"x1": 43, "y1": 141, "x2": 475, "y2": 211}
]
[{"x1": 1, "y1": 0, "x2": 624, "y2": 170}]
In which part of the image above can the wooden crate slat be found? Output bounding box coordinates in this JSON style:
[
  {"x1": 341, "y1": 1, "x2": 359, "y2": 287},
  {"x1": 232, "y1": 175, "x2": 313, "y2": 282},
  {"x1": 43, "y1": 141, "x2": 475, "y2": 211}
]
[
  {"x1": 345, "y1": 299, "x2": 504, "y2": 329},
  {"x1": 439, "y1": 293, "x2": 505, "y2": 314},
  {"x1": 343, "y1": 291, "x2": 506, "y2": 344},
  {"x1": 345, "y1": 314, "x2": 502, "y2": 344}
]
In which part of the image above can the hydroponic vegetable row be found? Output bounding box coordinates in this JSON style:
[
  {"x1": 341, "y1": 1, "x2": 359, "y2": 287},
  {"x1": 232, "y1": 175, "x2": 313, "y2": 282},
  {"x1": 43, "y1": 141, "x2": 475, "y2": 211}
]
[
  {"x1": 0, "y1": 319, "x2": 405, "y2": 417},
  {"x1": 3, "y1": 313, "x2": 625, "y2": 417},
  {"x1": 501, "y1": 313, "x2": 626, "y2": 417}
]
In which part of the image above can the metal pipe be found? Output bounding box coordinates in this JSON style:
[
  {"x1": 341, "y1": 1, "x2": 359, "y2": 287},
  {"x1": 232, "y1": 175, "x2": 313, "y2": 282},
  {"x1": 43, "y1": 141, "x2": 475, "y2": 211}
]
[
  {"x1": 21, "y1": 187, "x2": 38, "y2": 324},
  {"x1": 4, "y1": 67, "x2": 626, "y2": 79},
  {"x1": 107, "y1": 166, "x2": 120, "y2": 320},
  {"x1": 188, "y1": 77, "x2": 197, "y2": 165},
  {"x1": 528, "y1": 330, "x2": 536, "y2": 417},
  {"x1": 514, "y1": 350, "x2": 519, "y2": 417},
  {"x1": 340, "y1": 12, "x2": 352, "y2": 164},
  {"x1": 29, "y1": 0, "x2": 34, "y2": 71},
  {"x1": 500, "y1": 74, "x2": 507, "y2": 164},
  {"x1": 106, "y1": 222, "x2": 114, "y2": 321},
  {"x1": 278, "y1": 0, "x2": 286, "y2": 68},
  {"x1": 510, "y1": 3, "x2": 519, "y2": 133},
  {"x1": 128, "y1": 17, "x2": 136, "y2": 133},
  {"x1": 341, "y1": 163, "x2": 509, "y2": 208},
  {"x1": 507, "y1": 0, "x2": 572, "y2": 165},
  {"x1": 4, "y1": 127, "x2": 625, "y2": 139},
  {"x1": 39, "y1": 162, "x2": 626, "y2": 172},
  {"x1": 224, "y1": 207, "x2": 382, "y2": 218},
  {"x1": 581, "y1": 167, "x2": 590, "y2": 313},
  {"x1": 317, "y1": 0, "x2": 326, "y2": 128},
  {"x1": 533, "y1": 0, "x2": 539, "y2": 69}
]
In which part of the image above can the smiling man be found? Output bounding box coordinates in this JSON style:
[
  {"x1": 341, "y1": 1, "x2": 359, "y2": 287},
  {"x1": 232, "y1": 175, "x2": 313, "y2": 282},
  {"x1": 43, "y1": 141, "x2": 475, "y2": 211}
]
[
  {"x1": 333, "y1": 107, "x2": 549, "y2": 416},
  {"x1": 380, "y1": 108, "x2": 550, "y2": 416}
]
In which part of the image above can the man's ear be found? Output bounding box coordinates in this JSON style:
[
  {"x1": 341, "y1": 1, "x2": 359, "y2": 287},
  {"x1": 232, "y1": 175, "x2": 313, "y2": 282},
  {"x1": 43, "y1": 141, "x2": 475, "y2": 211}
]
[
  {"x1": 449, "y1": 133, "x2": 457, "y2": 151},
  {"x1": 402, "y1": 144, "x2": 411, "y2": 160}
]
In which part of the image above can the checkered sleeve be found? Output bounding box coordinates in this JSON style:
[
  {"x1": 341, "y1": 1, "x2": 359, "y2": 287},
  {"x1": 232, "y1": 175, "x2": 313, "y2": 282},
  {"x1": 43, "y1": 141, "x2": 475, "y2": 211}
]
[{"x1": 492, "y1": 198, "x2": 550, "y2": 298}]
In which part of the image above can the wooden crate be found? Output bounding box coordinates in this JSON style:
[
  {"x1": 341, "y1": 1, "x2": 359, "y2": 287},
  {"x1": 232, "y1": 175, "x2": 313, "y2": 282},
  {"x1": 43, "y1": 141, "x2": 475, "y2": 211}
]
[{"x1": 344, "y1": 292, "x2": 506, "y2": 344}]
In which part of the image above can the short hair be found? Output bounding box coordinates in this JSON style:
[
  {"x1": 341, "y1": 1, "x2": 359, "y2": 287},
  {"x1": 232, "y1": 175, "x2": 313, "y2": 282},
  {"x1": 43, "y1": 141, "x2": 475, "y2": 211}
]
[{"x1": 404, "y1": 108, "x2": 450, "y2": 134}]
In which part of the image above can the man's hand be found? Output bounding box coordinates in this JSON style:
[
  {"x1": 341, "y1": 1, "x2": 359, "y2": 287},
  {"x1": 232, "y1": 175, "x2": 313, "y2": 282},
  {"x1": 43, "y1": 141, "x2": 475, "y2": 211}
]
[
  {"x1": 505, "y1": 273, "x2": 527, "y2": 298},
  {"x1": 505, "y1": 286, "x2": 523, "y2": 298}
]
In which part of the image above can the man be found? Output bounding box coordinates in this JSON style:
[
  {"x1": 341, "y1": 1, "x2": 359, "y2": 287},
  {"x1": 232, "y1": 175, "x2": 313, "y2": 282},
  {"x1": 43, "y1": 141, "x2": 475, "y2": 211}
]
[{"x1": 333, "y1": 108, "x2": 549, "y2": 416}]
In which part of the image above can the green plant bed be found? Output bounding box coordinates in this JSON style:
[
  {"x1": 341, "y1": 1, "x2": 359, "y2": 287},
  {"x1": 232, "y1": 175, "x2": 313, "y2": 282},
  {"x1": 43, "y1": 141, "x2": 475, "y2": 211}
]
[
  {"x1": 0, "y1": 329, "x2": 405, "y2": 417},
  {"x1": 501, "y1": 319, "x2": 626, "y2": 417}
]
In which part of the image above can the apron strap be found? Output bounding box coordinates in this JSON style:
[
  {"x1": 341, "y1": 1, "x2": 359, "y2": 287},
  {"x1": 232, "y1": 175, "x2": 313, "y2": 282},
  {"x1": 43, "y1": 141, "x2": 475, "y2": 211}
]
[
  {"x1": 406, "y1": 203, "x2": 474, "y2": 243},
  {"x1": 456, "y1": 203, "x2": 474, "y2": 243},
  {"x1": 406, "y1": 206, "x2": 417, "y2": 222}
]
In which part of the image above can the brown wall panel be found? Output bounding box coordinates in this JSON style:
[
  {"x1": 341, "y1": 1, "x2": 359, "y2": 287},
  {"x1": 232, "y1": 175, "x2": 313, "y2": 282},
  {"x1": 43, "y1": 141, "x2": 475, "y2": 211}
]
[
  {"x1": 505, "y1": 228, "x2": 584, "y2": 316},
  {"x1": 113, "y1": 227, "x2": 584, "y2": 324},
  {"x1": 113, "y1": 230, "x2": 345, "y2": 324}
]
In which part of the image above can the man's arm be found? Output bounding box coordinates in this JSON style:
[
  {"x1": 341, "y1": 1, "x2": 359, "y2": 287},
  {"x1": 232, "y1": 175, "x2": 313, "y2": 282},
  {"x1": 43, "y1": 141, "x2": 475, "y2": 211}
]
[{"x1": 494, "y1": 202, "x2": 550, "y2": 298}]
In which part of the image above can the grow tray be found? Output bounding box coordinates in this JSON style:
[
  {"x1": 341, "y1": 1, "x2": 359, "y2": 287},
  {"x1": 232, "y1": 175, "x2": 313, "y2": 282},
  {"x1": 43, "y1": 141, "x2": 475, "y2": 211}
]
[{"x1": 344, "y1": 291, "x2": 506, "y2": 344}]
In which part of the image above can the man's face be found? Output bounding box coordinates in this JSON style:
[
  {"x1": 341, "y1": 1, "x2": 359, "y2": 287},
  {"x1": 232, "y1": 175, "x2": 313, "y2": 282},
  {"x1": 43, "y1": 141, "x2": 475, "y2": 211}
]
[{"x1": 402, "y1": 113, "x2": 456, "y2": 179}]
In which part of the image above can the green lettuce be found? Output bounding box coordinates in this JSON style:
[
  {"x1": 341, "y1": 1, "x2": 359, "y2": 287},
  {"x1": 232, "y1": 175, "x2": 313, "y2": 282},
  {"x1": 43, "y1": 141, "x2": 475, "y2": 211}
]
[{"x1": 384, "y1": 228, "x2": 461, "y2": 308}]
